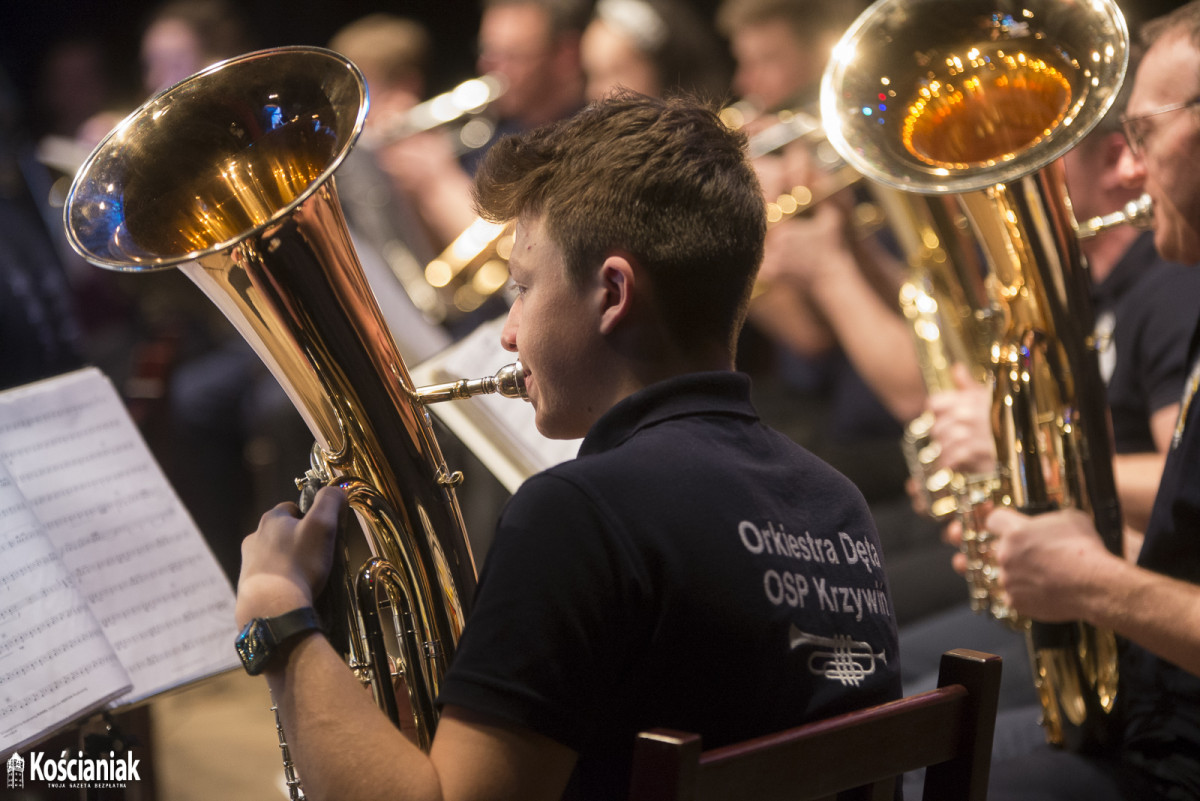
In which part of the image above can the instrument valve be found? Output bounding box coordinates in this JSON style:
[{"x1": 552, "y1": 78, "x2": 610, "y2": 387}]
[
  {"x1": 435, "y1": 467, "x2": 465, "y2": 488},
  {"x1": 347, "y1": 657, "x2": 374, "y2": 688}
]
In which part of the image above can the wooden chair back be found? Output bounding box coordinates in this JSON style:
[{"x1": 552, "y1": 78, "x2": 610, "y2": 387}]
[{"x1": 628, "y1": 648, "x2": 1001, "y2": 801}]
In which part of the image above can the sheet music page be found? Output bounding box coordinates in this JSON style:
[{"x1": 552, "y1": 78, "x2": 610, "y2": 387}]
[
  {"x1": 413, "y1": 316, "x2": 581, "y2": 493},
  {"x1": 0, "y1": 460, "x2": 132, "y2": 753},
  {"x1": 0, "y1": 368, "x2": 239, "y2": 707}
]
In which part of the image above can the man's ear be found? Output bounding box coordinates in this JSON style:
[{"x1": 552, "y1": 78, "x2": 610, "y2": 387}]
[{"x1": 597, "y1": 254, "x2": 635, "y2": 335}]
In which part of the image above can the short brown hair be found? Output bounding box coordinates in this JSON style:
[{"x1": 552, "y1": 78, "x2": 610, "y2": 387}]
[{"x1": 473, "y1": 93, "x2": 766, "y2": 352}]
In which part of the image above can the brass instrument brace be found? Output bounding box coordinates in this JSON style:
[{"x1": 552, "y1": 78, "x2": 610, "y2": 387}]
[{"x1": 415, "y1": 361, "x2": 529, "y2": 488}]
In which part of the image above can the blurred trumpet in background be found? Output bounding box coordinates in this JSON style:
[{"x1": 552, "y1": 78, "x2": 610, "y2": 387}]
[
  {"x1": 412, "y1": 218, "x2": 515, "y2": 325},
  {"x1": 364, "y1": 74, "x2": 507, "y2": 155}
]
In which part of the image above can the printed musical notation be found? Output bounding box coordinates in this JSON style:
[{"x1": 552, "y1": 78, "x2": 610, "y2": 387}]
[
  {"x1": 0, "y1": 465, "x2": 130, "y2": 755},
  {"x1": 0, "y1": 368, "x2": 240, "y2": 754}
]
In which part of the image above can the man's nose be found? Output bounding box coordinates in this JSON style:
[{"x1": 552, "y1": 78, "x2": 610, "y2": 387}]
[
  {"x1": 500, "y1": 307, "x2": 519, "y2": 353},
  {"x1": 1116, "y1": 140, "x2": 1147, "y2": 190}
]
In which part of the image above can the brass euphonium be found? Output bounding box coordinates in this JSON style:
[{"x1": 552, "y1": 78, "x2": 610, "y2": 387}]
[
  {"x1": 63, "y1": 46, "x2": 523, "y2": 778},
  {"x1": 879, "y1": 187, "x2": 1004, "y2": 614},
  {"x1": 822, "y1": 0, "x2": 1129, "y2": 751}
]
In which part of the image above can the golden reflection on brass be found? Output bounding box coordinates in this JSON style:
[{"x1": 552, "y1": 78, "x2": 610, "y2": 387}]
[
  {"x1": 903, "y1": 47, "x2": 1073, "y2": 169},
  {"x1": 822, "y1": 0, "x2": 1129, "y2": 751},
  {"x1": 63, "y1": 49, "x2": 529, "y2": 785}
]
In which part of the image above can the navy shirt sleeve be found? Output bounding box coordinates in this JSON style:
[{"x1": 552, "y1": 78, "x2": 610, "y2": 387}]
[{"x1": 438, "y1": 472, "x2": 648, "y2": 752}]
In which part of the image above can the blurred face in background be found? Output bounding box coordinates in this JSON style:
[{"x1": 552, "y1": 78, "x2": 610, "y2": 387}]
[
  {"x1": 1061, "y1": 132, "x2": 1131, "y2": 223},
  {"x1": 728, "y1": 20, "x2": 815, "y2": 112},
  {"x1": 1119, "y1": 31, "x2": 1200, "y2": 263},
  {"x1": 141, "y1": 18, "x2": 206, "y2": 95},
  {"x1": 478, "y1": 3, "x2": 581, "y2": 128},
  {"x1": 580, "y1": 19, "x2": 659, "y2": 100}
]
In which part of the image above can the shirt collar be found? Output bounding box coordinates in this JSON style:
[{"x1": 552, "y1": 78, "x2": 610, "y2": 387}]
[{"x1": 578, "y1": 371, "x2": 758, "y2": 457}]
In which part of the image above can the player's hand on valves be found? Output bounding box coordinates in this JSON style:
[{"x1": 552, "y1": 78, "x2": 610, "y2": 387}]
[
  {"x1": 985, "y1": 506, "x2": 1111, "y2": 622},
  {"x1": 905, "y1": 475, "x2": 930, "y2": 518},
  {"x1": 941, "y1": 518, "x2": 971, "y2": 574},
  {"x1": 236, "y1": 485, "x2": 347, "y2": 625},
  {"x1": 927, "y1": 363, "x2": 996, "y2": 475}
]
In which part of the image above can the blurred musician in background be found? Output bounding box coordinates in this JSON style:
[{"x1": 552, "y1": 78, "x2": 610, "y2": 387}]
[
  {"x1": 379, "y1": 0, "x2": 590, "y2": 255},
  {"x1": 580, "y1": 0, "x2": 731, "y2": 102},
  {"x1": 474, "y1": 0, "x2": 590, "y2": 140},
  {"x1": 715, "y1": 0, "x2": 859, "y2": 119},
  {"x1": 329, "y1": 14, "x2": 432, "y2": 154},
  {"x1": 749, "y1": 171, "x2": 928, "y2": 425},
  {"x1": 235, "y1": 93, "x2": 901, "y2": 801},
  {"x1": 0, "y1": 65, "x2": 83, "y2": 390},
  {"x1": 139, "y1": 0, "x2": 256, "y2": 95},
  {"x1": 919, "y1": 4, "x2": 1200, "y2": 797},
  {"x1": 72, "y1": 0, "x2": 257, "y2": 148}
]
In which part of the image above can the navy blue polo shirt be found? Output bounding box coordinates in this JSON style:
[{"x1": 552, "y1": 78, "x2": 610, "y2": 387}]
[
  {"x1": 1119, "y1": 318, "x2": 1200, "y2": 797},
  {"x1": 1092, "y1": 231, "x2": 1200, "y2": 454},
  {"x1": 439, "y1": 371, "x2": 901, "y2": 800}
]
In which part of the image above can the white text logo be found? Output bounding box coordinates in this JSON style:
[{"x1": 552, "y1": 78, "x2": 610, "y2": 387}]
[{"x1": 25, "y1": 749, "x2": 141, "y2": 788}]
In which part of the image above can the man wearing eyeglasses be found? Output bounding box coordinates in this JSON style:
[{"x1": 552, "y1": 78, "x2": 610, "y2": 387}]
[{"x1": 969, "y1": 3, "x2": 1200, "y2": 799}]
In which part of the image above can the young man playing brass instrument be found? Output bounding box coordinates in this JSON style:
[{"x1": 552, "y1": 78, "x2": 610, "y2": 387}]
[{"x1": 234, "y1": 93, "x2": 901, "y2": 801}]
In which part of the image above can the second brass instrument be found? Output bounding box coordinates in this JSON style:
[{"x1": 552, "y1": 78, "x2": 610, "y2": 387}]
[
  {"x1": 365, "y1": 74, "x2": 506, "y2": 154},
  {"x1": 823, "y1": 0, "x2": 1129, "y2": 751}
]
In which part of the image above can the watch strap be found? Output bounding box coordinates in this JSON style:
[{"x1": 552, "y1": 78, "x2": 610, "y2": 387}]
[
  {"x1": 237, "y1": 606, "x2": 322, "y2": 675},
  {"x1": 263, "y1": 606, "x2": 322, "y2": 646}
]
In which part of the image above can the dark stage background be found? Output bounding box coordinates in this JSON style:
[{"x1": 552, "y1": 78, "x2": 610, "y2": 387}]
[
  {"x1": 1, "y1": 0, "x2": 1189, "y2": 138},
  {"x1": 1, "y1": 0, "x2": 487, "y2": 136}
]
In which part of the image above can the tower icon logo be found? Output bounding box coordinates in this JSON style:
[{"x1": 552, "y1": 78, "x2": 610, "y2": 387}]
[{"x1": 7, "y1": 752, "x2": 25, "y2": 790}]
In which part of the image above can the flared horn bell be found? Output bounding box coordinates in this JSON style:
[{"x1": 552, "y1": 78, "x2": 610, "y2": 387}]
[
  {"x1": 820, "y1": 0, "x2": 1128, "y2": 194},
  {"x1": 66, "y1": 46, "x2": 368, "y2": 270}
]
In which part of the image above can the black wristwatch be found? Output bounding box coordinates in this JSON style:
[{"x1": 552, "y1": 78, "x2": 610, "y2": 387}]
[{"x1": 235, "y1": 607, "x2": 322, "y2": 675}]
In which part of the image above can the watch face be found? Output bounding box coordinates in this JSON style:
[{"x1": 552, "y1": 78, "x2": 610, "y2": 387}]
[
  {"x1": 235, "y1": 619, "x2": 271, "y2": 676},
  {"x1": 234, "y1": 608, "x2": 319, "y2": 676}
]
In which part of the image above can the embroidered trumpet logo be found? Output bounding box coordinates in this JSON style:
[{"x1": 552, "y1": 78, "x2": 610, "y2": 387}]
[{"x1": 789, "y1": 626, "x2": 887, "y2": 687}]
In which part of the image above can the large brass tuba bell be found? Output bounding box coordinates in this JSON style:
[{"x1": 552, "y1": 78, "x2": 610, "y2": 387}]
[
  {"x1": 822, "y1": 0, "x2": 1128, "y2": 751},
  {"x1": 63, "y1": 47, "x2": 505, "y2": 762}
]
